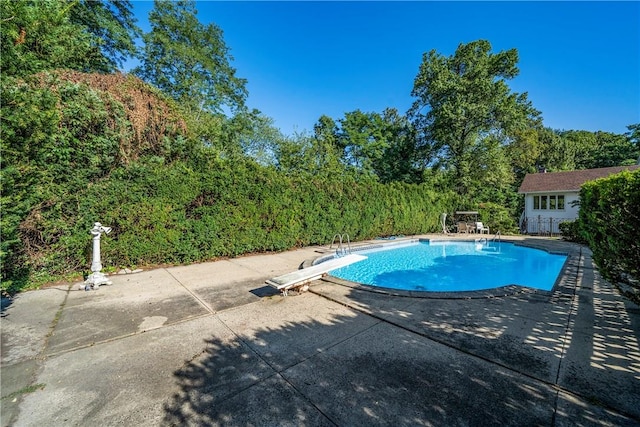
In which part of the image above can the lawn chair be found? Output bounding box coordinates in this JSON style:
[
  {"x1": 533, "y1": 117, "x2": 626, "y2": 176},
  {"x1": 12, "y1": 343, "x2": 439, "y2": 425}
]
[
  {"x1": 457, "y1": 221, "x2": 468, "y2": 233},
  {"x1": 476, "y1": 222, "x2": 490, "y2": 234}
]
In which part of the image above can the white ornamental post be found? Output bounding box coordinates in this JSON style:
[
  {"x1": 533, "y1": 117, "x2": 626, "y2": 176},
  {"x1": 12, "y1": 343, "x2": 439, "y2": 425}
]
[{"x1": 83, "y1": 222, "x2": 112, "y2": 291}]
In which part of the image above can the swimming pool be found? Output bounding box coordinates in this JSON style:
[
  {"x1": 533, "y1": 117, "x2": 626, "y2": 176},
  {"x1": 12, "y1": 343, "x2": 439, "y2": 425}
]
[{"x1": 328, "y1": 240, "x2": 567, "y2": 292}]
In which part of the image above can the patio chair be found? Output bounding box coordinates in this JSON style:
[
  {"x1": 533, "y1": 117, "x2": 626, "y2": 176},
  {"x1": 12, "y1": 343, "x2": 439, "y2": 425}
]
[
  {"x1": 457, "y1": 221, "x2": 468, "y2": 233},
  {"x1": 475, "y1": 222, "x2": 490, "y2": 234}
]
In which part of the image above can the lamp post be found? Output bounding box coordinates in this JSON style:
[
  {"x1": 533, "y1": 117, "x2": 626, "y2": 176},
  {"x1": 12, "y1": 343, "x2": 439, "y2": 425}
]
[{"x1": 83, "y1": 222, "x2": 112, "y2": 291}]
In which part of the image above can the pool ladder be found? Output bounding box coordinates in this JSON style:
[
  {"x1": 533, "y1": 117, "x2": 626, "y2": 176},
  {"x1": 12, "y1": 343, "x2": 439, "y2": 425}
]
[
  {"x1": 476, "y1": 231, "x2": 501, "y2": 250},
  {"x1": 330, "y1": 233, "x2": 352, "y2": 257}
]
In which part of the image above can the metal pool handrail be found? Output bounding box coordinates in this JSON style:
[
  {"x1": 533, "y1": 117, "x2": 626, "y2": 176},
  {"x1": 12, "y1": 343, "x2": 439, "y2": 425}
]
[{"x1": 330, "y1": 233, "x2": 352, "y2": 257}]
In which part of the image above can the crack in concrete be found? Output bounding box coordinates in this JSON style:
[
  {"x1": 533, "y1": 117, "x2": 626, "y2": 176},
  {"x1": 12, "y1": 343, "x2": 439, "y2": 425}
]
[{"x1": 165, "y1": 268, "x2": 215, "y2": 314}]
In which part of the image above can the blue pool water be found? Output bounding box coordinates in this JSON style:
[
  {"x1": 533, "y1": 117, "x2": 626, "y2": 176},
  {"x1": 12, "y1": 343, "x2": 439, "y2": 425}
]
[{"x1": 329, "y1": 241, "x2": 567, "y2": 292}]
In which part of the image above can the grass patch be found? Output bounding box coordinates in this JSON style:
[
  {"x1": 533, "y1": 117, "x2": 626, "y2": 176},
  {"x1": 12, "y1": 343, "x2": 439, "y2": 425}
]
[{"x1": 1, "y1": 384, "x2": 46, "y2": 401}]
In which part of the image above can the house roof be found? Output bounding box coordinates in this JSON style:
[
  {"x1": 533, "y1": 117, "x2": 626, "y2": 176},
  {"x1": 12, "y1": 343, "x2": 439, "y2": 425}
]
[{"x1": 518, "y1": 165, "x2": 639, "y2": 193}]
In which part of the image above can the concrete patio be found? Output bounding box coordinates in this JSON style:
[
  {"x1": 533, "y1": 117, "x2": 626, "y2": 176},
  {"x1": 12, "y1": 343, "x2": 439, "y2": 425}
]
[{"x1": 2, "y1": 236, "x2": 639, "y2": 426}]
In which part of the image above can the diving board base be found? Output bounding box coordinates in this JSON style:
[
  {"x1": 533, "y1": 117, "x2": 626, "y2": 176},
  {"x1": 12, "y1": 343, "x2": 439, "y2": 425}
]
[
  {"x1": 266, "y1": 275, "x2": 325, "y2": 296},
  {"x1": 266, "y1": 254, "x2": 367, "y2": 296}
]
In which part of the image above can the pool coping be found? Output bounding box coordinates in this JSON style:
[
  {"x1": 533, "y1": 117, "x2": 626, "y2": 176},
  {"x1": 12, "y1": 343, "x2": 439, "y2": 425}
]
[{"x1": 304, "y1": 236, "x2": 573, "y2": 299}]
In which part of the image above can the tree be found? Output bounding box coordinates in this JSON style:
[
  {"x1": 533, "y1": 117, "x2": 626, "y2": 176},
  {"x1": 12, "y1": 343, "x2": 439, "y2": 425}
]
[
  {"x1": 410, "y1": 40, "x2": 540, "y2": 195},
  {"x1": 1, "y1": 0, "x2": 101, "y2": 76},
  {"x1": 338, "y1": 110, "x2": 388, "y2": 178},
  {"x1": 505, "y1": 127, "x2": 542, "y2": 181},
  {"x1": 590, "y1": 131, "x2": 639, "y2": 168},
  {"x1": 626, "y1": 123, "x2": 640, "y2": 164},
  {"x1": 310, "y1": 115, "x2": 344, "y2": 173},
  {"x1": 562, "y1": 130, "x2": 601, "y2": 169},
  {"x1": 223, "y1": 109, "x2": 285, "y2": 165},
  {"x1": 1, "y1": 0, "x2": 139, "y2": 77},
  {"x1": 539, "y1": 129, "x2": 639, "y2": 172},
  {"x1": 374, "y1": 108, "x2": 422, "y2": 183},
  {"x1": 537, "y1": 127, "x2": 575, "y2": 171},
  {"x1": 627, "y1": 123, "x2": 640, "y2": 147},
  {"x1": 337, "y1": 108, "x2": 421, "y2": 183},
  {"x1": 134, "y1": 0, "x2": 247, "y2": 117},
  {"x1": 275, "y1": 116, "x2": 345, "y2": 177},
  {"x1": 69, "y1": 0, "x2": 141, "y2": 71}
]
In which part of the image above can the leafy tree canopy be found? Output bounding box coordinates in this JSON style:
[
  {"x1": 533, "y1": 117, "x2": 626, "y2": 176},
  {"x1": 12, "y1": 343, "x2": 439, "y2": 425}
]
[
  {"x1": 134, "y1": 0, "x2": 247, "y2": 117},
  {"x1": 286, "y1": 110, "x2": 422, "y2": 183},
  {"x1": 69, "y1": 0, "x2": 141, "y2": 70},
  {"x1": 410, "y1": 40, "x2": 540, "y2": 194},
  {"x1": 336, "y1": 108, "x2": 422, "y2": 183},
  {"x1": 535, "y1": 127, "x2": 639, "y2": 172}
]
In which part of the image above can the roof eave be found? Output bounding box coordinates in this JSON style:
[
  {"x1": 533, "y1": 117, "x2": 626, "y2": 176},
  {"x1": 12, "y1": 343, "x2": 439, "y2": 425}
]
[{"x1": 518, "y1": 188, "x2": 581, "y2": 194}]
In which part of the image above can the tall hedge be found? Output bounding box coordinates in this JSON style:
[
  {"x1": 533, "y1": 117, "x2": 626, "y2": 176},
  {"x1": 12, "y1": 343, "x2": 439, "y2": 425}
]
[
  {"x1": 1, "y1": 71, "x2": 186, "y2": 292},
  {"x1": 3, "y1": 156, "x2": 456, "y2": 292},
  {"x1": 579, "y1": 169, "x2": 640, "y2": 291},
  {"x1": 87, "y1": 157, "x2": 457, "y2": 267},
  {"x1": 1, "y1": 71, "x2": 458, "y2": 293}
]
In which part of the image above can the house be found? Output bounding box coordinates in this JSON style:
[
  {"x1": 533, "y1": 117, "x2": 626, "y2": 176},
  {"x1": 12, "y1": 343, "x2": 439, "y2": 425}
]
[{"x1": 517, "y1": 165, "x2": 639, "y2": 235}]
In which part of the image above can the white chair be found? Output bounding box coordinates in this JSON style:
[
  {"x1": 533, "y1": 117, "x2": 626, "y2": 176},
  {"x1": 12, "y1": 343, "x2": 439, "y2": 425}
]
[{"x1": 475, "y1": 222, "x2": 490, "y2": 234}]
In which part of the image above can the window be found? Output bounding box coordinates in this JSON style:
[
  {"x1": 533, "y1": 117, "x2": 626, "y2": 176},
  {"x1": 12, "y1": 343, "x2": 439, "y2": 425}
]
[{"x1": 533, "y1": 194, "x2": 565, "y2": 210}]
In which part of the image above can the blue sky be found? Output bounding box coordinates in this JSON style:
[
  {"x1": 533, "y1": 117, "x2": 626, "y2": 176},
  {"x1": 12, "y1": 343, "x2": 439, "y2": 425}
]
[{"x1": 129, "y1": 1, "x2": 640, "y2": 136}]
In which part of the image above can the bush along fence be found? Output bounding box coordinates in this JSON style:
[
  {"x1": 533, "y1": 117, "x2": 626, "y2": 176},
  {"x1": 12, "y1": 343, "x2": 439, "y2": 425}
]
[{"x1": 578, "y1": 169, "x2": 640, "y2": 296}]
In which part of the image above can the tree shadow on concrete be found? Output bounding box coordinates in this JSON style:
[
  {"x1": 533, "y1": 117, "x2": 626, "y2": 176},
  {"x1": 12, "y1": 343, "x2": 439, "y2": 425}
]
[
  {"x1": 558, "y1": 252, "x2": 640, "y2": 422},
  {"x1": 163, "y1": 239, "x2": 639, "y2": 426},
  {"x1": 320, "y1": 238, "x2": 640, "y2": 424},
  {"x1": 162, "y1": 332, "x2": 332, "y2": 426},
  {"x1": 163, "y1": 302, "x2": 558, "y2": 426},
  {"x1": 1, "y1": 295, "x2": 13, "y2": 317}
]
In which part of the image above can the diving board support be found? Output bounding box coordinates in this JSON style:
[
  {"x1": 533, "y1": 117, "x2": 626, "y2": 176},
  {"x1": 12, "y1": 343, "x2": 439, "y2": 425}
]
[{"x1": 266, "y1": 253, "x2": 367, "y2": 296}]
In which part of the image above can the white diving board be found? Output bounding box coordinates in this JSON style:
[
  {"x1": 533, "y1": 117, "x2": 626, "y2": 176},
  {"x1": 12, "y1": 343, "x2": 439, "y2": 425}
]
[{"x1": 266, "y1": 253, "x2": 367, "y2": 295}]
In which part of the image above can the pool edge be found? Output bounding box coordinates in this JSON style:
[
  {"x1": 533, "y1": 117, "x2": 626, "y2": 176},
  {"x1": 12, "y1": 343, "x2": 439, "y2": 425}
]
[{"x1": 304, "y1": 236, "x2": 578, "y2": 299}]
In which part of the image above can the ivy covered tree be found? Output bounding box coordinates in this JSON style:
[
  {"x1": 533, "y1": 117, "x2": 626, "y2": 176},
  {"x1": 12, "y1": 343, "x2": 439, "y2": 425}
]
[
  {"x1": 1, "y1": 1, "x2": 100, "y2": 76},
  {"x1": 0, "y1": 0, "x2": 139, "y2": 77},
  {"x1": 410, "y1": 40, "x2": 540, "y2": 196}
]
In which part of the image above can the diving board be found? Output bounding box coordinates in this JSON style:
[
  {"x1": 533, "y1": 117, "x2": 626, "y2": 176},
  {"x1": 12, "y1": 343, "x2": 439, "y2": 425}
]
[{"x1": 266, "y1": 253, "x2": 367, "y2": 295}]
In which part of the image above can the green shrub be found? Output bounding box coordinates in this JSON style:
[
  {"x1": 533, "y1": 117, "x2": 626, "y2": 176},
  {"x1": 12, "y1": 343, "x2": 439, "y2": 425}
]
[
  {"x1": 2, "y1": 71, "x2": 463, "y2": 294},
  {"x1": 0, "y1": 72, "x2": 188, "y2": 293},
  {"x1": 558, "y1": 220, "x2": 586, "y2": 243},
  {"x1": 579, "y1": 169, "x2": 639, "y2": 291},
  {"x1": 2, "y1": 152, "x2": 457, "y2": 293},
  {"x1": 476, "y1": 202, "x2": 518, "y2": 234}
]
